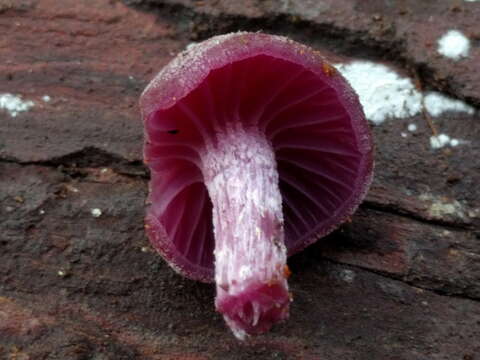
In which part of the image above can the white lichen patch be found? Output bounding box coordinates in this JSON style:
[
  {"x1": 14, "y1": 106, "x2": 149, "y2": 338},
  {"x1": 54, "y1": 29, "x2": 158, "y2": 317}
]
[
  {"x1": 42, "y1": 95, "x2": 51, "y2": 102},
  {"x1": 338, "y1": 269, "x2": 356, "y2": 283},
  {"x1": 430, "y1": 133, "x2": 466, "y2": 149},
  {"x1": 407, "y1": 124, "x2": 417, "y2": 132},
  {"x1": 437, "y1": 30, "x2": 470, "y2": 60},
  {"x1": 450, "y1": 139, "x2": 460, "y2": 147},
  {"x1": 424, "y1": 92, "x2": 474, "y2": 117},
  {"x1": 334, "y1": 62, "x2": 475, "y2": 124},
  {"x1": 0, "y1": 93, "x2": 35, "y2": 117},
  {"x1": 91, "y1": 208, "x2": 102, "y2": 217},
  {"x1": 334, "y1": 62, "x2": 422, "y2": 124},
  {"x1": 430, "y1": 134, "x2": 451, "y2": 149},
  {"x1": 468, "y1": 208, "x2": 480, "y2": 219},
  {"x1": 419, "y1": 193, "x2": 466, "y2": 220},
  {"x1": 57, "y1": 270, "x2": 67, "y2": 277}
]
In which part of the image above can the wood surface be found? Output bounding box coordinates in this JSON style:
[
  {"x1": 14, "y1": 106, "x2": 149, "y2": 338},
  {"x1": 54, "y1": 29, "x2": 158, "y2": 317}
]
[{"x1": 1, "y1": 1, "x2": 479, "y2": 359}]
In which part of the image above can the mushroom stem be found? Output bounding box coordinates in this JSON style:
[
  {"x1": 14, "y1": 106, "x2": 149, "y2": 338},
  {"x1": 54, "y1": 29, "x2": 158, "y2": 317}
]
[{"x1": 200, "y1": 126, "x2": 290, "y2": 340}]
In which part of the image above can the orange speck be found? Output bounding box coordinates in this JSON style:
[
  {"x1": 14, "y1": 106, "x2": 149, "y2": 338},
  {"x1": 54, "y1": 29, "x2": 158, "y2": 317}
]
[
  {"x1": 267, "y1": 279, "x2": 275, "y2": 287},
  {"x1": 322, "y1": 62, "x2": 336, "y2": 77},
  {"x1": 283, "y1": 265, "x2": 292, "y2": 278},
  {"x1": 144, "y1": 223, "x2": 151, "y2": 229}
]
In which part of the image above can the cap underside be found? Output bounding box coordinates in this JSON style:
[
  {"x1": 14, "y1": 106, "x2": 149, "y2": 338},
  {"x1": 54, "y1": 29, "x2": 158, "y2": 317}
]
[{"x1": 143, "y1": 39, "x2": 373, "y2": 282}]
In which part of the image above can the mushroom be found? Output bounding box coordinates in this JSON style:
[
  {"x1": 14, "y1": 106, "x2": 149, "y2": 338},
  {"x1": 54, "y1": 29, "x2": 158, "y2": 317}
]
[{"x1": 140, "y1": 32, "x2": 373, "y2": 339}]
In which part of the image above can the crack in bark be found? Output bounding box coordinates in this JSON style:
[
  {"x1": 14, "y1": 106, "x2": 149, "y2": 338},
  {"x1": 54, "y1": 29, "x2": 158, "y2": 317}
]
[
  {"x1": 2, "y1": 160, "x2": 479, "y2": 305},
  {"x1": 0, "y1": 147, "x2": 148, "y2": 178},
  {"x1": 123, "y1": 0, "x2": 479, "y2": 108},
  {"x1": 320, "y1": 257, "x2": 480, "y2": 304},
  {"x1": 362, "y1": 200, "x2": 475, "y2": 231},
  {"x1": 1, "y1": 147, "x2": 475, "y2": 230}
]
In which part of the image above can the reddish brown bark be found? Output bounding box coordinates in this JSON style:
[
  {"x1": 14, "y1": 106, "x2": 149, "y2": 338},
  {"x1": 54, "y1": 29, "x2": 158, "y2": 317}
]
[{"x1": 1, "y1": 0, "x2": 479, "y2": 359}]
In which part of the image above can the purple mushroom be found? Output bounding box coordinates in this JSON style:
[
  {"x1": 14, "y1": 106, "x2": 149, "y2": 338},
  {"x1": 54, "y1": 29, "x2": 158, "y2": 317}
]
[{"x1": 140, "y1": 32, "x2": 373, "y2": 339}]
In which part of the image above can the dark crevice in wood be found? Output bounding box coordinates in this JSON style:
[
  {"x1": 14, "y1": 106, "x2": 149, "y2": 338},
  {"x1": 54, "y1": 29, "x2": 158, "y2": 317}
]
[
  {"x1": 362, "y1": 200, "x2": 475, "y2": 231},
  {"x1": 320, "y1": 258, "x2": 480, "y2": 304},
  {"x1": 122, "y1": 0, "x2": 480, "y2": 109}
]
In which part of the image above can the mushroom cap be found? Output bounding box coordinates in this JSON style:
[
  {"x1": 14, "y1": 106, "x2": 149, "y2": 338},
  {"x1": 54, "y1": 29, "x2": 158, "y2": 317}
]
[{"x1": 141, "y1": 32, "x2": 374, "y2": 282}]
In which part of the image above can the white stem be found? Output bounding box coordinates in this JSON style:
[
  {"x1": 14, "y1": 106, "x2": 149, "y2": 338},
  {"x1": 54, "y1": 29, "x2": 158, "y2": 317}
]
[{"x1": 200, "y1": 127, "x2": 289, "y2": 339}]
